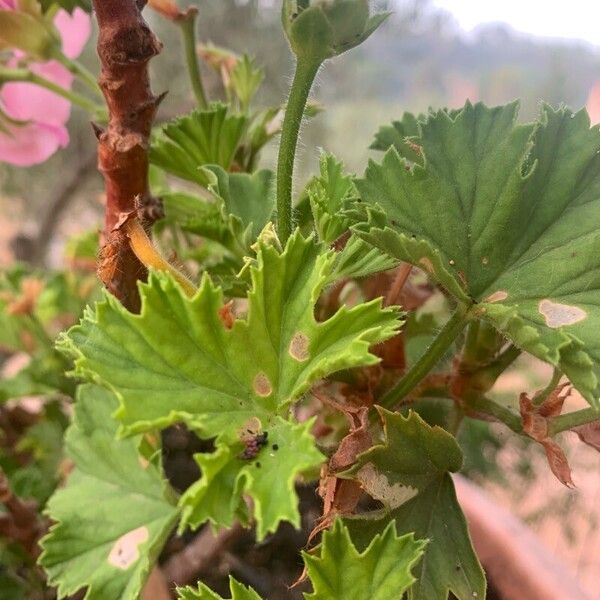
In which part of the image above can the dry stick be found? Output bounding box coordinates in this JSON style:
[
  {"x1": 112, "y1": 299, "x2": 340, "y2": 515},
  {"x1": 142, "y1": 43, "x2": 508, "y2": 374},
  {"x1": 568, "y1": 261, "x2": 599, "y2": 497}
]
[
  {"x1": 162, "y1": 522, "x2": 244, "y2": 586},
  {"x1": 92, "y1": 0, "x2": 163, "y2": 312},
  {"x1": 384, "y1": 262, "x2": 412, "y2": 307}
]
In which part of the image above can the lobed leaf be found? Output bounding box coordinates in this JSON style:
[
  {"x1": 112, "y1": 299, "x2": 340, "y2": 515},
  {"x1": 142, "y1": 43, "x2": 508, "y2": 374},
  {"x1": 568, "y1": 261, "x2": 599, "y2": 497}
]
[
  {"x1": 178, "y1": 576, "x2": 262, "y2": 600},
  {"x1": 180, "y1": 417, "x2": 323, "y2": 539},
  {"x1": 38, "y1": 385, "x2": 179, "y2": 600},
  {"x1": 343, "y1": 409, "x2": 485, "y2": 600},
  {"x1": 150, "y1": 104, "x2": 247, "y2": 186},
  {"x1": 178, "y1": 520, "x2": 424, "y2": 600},
  {"x1": 358, "y1": 102, "x2": 600, "y2": 406},
  {"x1": 58, "y1": 232, "x2": 401, "y2": 536},
  {"x1": 303, "y1": 519, "x2": 426, "y2": 600},
  {"x1": 370, "y1": 111, "x2": 422, "y2": 164}
]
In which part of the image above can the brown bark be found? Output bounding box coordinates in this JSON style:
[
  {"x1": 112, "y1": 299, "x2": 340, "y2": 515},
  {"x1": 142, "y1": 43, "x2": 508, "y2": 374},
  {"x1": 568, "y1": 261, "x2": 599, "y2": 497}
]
[{"x1": 92, "y1": 0, "x2": 163, "y2": 311}]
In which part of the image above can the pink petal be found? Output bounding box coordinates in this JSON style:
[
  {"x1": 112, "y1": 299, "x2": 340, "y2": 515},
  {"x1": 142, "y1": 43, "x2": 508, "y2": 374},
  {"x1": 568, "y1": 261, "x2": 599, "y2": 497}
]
[
  {"x1": 0, "y1": 121, "x2": 69, "y2": 166},
  {"x1": 0, "y1": 61, "x2": 73, "y2": 125},
  {"x1": 54, "y1": 8, "x2": 91, "y2": 59},
  {"x1": 0, "y1": 0, "x2": 16, "y2": 8},
  {"x1": 586, "y1": 83, "x2": 600, "y2": 125}
]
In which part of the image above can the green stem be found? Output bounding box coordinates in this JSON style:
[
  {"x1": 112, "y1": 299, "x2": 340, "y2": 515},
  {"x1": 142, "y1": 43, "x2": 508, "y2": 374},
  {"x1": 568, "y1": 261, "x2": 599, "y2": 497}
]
[
  {"x1": 533, "y1": 367, "x2": 562, "y2": 406},
  {"x1": 53, "y1": 51, "x2": 103, "y2": 99},
  {"x1": 447, "y1": 405, "x2": 465, "y2": 436},
  {"x1": 178, "y1": 15, "x2": 208, "y2": 109},
  {"x1": 0, "y1": 68, "x2": 107, "y2": 121},
  {"x1": 276, "y1": 58, "x2": 321, "y2": 243},
  {"x1": 465, "y1": 394, "x2": 523, "y2": 434},
  {"x1": 548, "y1": 407, "x2": 600, "y2": 436},
  {"x1": 462, "y1": 320, "x2": 481, "y2": 365},
  {"x1": 380, "y1": 304, "x2": 470, "y2": 409}
]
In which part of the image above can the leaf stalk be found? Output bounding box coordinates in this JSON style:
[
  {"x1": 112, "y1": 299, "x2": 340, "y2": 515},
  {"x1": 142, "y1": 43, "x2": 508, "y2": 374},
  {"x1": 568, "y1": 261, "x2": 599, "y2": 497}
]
[
  {"x1": 380, "y1": 304, "x2": 471, "y2": 409},
  {"x1": 177, "y1": 10, "x2": 208, "y2": 109}
]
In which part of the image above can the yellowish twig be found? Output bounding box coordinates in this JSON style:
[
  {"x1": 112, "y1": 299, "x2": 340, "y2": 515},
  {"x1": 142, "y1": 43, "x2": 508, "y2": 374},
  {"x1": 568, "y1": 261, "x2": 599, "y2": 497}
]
[{"x1": 125, "y1": 219, "x2": 197, "y2": 298}]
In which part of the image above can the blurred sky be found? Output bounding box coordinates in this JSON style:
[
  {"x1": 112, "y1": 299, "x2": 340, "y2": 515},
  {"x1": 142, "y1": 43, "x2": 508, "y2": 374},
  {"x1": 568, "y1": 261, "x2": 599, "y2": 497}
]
[{"x1": 430, "y1": 0, "x2": 600, "y2": 45}]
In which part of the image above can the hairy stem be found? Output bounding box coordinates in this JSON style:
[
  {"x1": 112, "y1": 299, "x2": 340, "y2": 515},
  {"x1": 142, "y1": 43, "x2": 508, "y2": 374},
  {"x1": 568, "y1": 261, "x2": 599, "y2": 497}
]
[
  {"x1": 92, "y1": 0, "x2": 163, "y2": 312},
  {"x1": 380, "y1": 305, "x2": 470, "y2": 409},
  {"x1": 178, "y1": 10, "x2": 208, "y2": 109},
  {"x1": 276, "y1": 58, "x2": 320, "y2": 243}
]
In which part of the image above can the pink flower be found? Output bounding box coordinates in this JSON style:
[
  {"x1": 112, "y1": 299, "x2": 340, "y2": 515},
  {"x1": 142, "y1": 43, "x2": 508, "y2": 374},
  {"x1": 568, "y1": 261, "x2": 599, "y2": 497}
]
[
  {"x1": 586, "y1": 83, "x2": 600, "y2": 125},
  {"x1": 0, "y1": 8, "x2": 91, "y2": 166}
]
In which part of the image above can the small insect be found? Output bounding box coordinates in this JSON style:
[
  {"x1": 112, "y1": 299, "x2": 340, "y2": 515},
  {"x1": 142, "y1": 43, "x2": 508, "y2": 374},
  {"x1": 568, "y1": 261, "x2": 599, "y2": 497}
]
[
  {"x1": 239, "y1": 418, "x2": 269, "y2": 460},
  {"x1": 240, "y1": 431, "x2": 268, "y2": 460}
]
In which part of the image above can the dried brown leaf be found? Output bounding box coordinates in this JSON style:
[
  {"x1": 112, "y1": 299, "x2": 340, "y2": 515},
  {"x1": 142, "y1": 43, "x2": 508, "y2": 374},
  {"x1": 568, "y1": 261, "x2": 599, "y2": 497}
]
[{"x1": 572, "y1": 421, "x2": 600, "y2": 452}]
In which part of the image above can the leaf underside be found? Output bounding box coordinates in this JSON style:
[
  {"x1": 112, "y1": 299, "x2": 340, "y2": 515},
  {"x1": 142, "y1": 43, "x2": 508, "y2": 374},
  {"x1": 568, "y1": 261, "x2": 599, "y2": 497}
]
[{"x1": 358, "y1": 102, "x2": 600, "y2": 406}]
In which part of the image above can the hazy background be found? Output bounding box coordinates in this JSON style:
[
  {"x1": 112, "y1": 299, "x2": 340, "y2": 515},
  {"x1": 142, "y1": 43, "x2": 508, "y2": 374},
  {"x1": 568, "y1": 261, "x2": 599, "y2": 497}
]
[{"x1": 2, "y1": 0, "x2": 600, "y2": 263}]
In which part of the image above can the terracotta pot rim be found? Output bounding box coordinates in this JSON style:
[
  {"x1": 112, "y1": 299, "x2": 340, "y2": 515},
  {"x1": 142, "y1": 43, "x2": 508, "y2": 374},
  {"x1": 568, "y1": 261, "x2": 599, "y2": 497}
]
[{"x1": 455, "y1": 475, "x2": 590, "y2": 600}]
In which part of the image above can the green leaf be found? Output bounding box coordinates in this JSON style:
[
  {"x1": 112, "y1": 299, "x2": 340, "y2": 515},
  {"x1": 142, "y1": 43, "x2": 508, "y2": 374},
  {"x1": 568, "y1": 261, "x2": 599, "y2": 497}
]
[
  {"x1": 343, "y1": 409, "x2": 485, "y2": 600},
  {"x1": 59, "y1": 231, "x2": 400, "y2": 437},
  {"x1": 150, "y1": 104, "x2": 247, "y2": 186},
  {"x1": 303, "y1": 519, "x2": 426, "y2": 600},
  {"x1": 308, "y1": 152, "x2": 357, "y2": 244},
  {"x1": 206, "y1": 166, "x2": 276, "y2": 240},
  {"x1": 39, "y1": 385, "x2": 179, "y2": 600},
  {"x1": 180, "y1": 417, "x2": 322, "y2": 539},
  {"x1": 58, "y1": 233, "x2": 400, "y2": 536},
  {"x1": 161, "y1": 165, "x2": 275, "y2": 261},
  {"x1": 178, "y1": 576, "x2": 262, "y2": 600},
  {"x1": 162, "y1": 191, "x2": 232, "y2": 247},
  {"x1": 328, "y1": 235, "x2": 395, "y2": 283},
  {"x1": 230, "y1": 54, "x2": 264, "y2": 111},
  {"x1": 357, "y1": 102, "x2": 600, "y2": 406},
  {"x1": 179, "y1": 520, "x2": 424, "y2": 600},
  {"x1": 370, "y1": 112, "x2": 423, "y2": 164}
]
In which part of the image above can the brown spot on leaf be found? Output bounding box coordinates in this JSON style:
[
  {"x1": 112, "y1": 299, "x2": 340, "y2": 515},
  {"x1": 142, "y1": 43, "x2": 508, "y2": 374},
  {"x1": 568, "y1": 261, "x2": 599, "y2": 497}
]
[
  {"x1": 253, "y1": 372, "x2": 272, "y2": 397},
  {"x1": 539, "y1": 299, "x2": 587, "y2": 328},
  {"x1": 108, "y1": 526, "x2": 149, "y2": 569},
  {"x1": 289, "y1": 332, "x2": 310, "y2": 362},
  {"x1": 218, "y1": 301, "x2": 235, "y2": 329},
  {"x1": 484, "y1": 290, "x2": 508, "y2": 303}
]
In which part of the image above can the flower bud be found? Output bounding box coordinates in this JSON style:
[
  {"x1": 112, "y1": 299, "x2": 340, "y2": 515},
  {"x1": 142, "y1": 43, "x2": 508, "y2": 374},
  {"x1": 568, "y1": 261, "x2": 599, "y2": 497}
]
[{"x1": 282, "y1": 0, "x2": 388, "y2": 63}]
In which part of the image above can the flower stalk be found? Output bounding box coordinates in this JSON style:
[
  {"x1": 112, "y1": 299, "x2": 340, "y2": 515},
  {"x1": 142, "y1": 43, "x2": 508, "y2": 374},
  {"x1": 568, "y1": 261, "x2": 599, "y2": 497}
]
[{"x1": 276, "y1": 58, "x2": 320, "y2": 243}]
